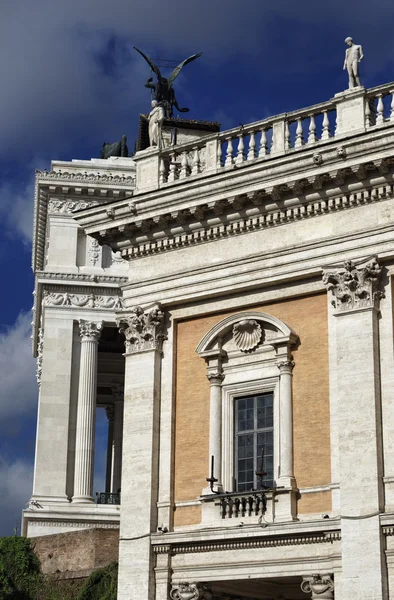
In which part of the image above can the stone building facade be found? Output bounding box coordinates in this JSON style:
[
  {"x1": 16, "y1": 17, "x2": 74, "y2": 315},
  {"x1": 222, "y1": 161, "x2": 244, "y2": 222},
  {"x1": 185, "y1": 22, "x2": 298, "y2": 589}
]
[{"x1": 24, "y1": 82, "x2": 394, "y2": 599}]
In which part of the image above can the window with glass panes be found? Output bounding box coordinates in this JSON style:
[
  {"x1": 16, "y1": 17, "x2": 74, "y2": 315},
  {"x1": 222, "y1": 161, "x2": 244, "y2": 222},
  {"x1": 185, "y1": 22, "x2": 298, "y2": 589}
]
[{"x1": 235, "y1": 393, "x2": 274, "y2": 491}]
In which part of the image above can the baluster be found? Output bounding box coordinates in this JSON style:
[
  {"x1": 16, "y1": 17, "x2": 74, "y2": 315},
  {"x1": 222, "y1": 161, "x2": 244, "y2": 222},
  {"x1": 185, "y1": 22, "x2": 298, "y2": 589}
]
[
  {"x1": 167, "y1": 151, "x2": 177, "y2": 183},
  {"x1": 259, "y1": 128, "x2": 268, "y2": 157},
  {"x1": 226, "y1": 500, "x2": 232, "y2": 519},
  {"x1": 234, "y1": 497, "x2": 240, "y2": 517},
  {"x1": 294, "y1": 118, "x2": 304, "y2": 148},
  {"x1": 217, "y1": 141, "x2": 223, "y2": 168},
  {"x1": 159, "y1": 157, "x2": 166, "y2": 184},
  {"x1": 247, "y1": 496, "x2": 253, "y2": 516},
  {"x1": 391, "y1": 91, "x2": 394, "y2": 121},
  {"x1": 321, "y1": 111, "x2": 330, "y2": 140},
  {"x1": 308, "y1": 115, "x2": 317, "y2": 144},
  {"x1": 225, "y1": 137, "x2": 234, "y2": 167},
  {"x1": 377, "y1": 94, "x2": 384, "y2": 124},
  {"x1": 365, "y1": 100, "x2": 372, "y2": 128},
  {"x1": 191, "y1": 146, "x2": 200, "y2": 175},
  {"x1": 240, "y1": 497, "x2": 246, "y2": 517},
  {"x1": 247, "y1": 131, "x2": 257, "y2": 161},
  {"x1": 179, "y1": 152, "x2": 188, "y2": 179},
  {"x1": 236, "y1": 133, "x2": 245, "y2": 165},
  {"x1": 285, "y1": 121, "x2": 291, "y2": 150},
  {"x1": 251, "y1": 495, "x2": 257, "y2": 515}
]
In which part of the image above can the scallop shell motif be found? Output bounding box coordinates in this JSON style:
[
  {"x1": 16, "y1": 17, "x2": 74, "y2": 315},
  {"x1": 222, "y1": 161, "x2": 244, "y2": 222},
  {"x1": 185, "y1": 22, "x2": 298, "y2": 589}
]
[{"x1": 232, "y1": 319, "x2": 262, "y2": 352}]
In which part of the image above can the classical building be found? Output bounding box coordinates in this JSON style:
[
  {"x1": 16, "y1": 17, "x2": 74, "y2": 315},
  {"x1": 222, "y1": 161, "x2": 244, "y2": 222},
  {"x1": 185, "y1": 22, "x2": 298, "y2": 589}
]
[{"x1": 24, "y1": 81, "x2": 394, "y2": 599}]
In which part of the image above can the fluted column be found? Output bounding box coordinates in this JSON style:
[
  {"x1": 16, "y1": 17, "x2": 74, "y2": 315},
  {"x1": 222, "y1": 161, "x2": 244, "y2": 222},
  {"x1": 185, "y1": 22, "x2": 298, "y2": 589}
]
[
  {"x1": 277, "y1": 360, "x2": 295, "y2": 487},
  {"x1": 111, "y1": 384, "x2": 124, "y2": 493},
  {"x1": 105, "y1": 405, "x2": 114, "y2": 493},
  {"x1": 204, "y1": 372, "x2": 224, "y2": 493},
  {"x1": 72, "y1": 320, "x2": 102, "y2": 503}
]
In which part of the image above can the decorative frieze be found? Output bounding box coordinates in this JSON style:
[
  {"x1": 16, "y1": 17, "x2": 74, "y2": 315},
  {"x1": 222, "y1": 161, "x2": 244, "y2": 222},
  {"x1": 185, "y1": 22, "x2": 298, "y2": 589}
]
[
  {"x1": 301, "y1": 574, "x2": 334, "y2": 599},
  {"x1": 322, "y1": 257, "x2": 383, "y2": 313},
  {"x1": 170, "y1": 583, "x2": 200, "y2": 600},
  {"x1": 38, "y1": 169, "x2": 135, "y2": 187},
  {"x1": 233, "y1": 319, "x2": 262, "y2": 352},
  {"x1": 48, "y1": 199, "x2": 100, "y2": 214},
  {"x1": 43, "y1": 291, "x2": 124, "y2": 310},
  {"x1": 117, "y1": 306, "x2": 166, "y2": 353}
]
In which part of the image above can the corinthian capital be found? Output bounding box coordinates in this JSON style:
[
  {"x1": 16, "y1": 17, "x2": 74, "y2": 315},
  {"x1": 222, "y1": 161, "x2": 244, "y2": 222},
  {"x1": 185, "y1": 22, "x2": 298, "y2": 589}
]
[
  {"x1": 301, "y1": 574, "x2": 334, "y2": 599},
  {"x1": 117, "y1": 305, "x2": 166, "y2": 354},
  {"x1": 79, "y1": 320, "x2": 103, "y2": 342},
  {"x1": 170, "y1": 583, "x2": 200, "y2": 600},
  {"x1": 322, "y1": 256, "x2": 383, "y2": 313}
]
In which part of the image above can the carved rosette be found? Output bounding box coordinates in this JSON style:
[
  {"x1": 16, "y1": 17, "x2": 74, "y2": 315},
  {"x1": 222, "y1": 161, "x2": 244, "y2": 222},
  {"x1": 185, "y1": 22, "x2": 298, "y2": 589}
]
[
  {"x1": 301, "y1": 574, "x2": 334, "y2": 599},
  {"x1": 170, "y1": 583, "x2": 200, "y2": 600},
  {"x1": 232, "y1": 319, "x2": 263, "y2": 352},
  {"x1": 322, "y1": 257, "x2": 383, "y2": 313},
  {"x1": 117, "y1": 306, "x2": 166, "y2": 354},
  {"x1": 79, "y1": 320, "x2": 103, "y2": 342}
]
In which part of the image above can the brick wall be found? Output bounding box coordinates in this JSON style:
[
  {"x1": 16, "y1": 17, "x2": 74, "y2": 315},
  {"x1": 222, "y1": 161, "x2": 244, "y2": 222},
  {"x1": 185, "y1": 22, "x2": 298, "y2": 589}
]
[{"x1": 32, "y1": 528, "x2": 119, "y2": 579}]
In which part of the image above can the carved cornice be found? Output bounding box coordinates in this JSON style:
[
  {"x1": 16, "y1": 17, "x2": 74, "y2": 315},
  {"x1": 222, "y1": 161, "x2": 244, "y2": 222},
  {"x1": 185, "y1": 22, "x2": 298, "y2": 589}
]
[
  {"x1": 24, "y1": 519, "x2": 119, "y2": 529},
  {"x1": 37, "y1": 169, "x2": 135, "y2": 187},
  {"x1": 153, "y1": 531, "x2": 341, "y2": 554},
  {"x1": 322, "y1": 256, "x2": 383, "y2": 313},
  {"x1": 43, "y1": 291, "x2": 124, "y2": 310},
  {"x1": 37, "y1": 271, "x2": 128, "y2": 284},
  {"x1": 79, "y1": 320, "x2": 103, "y2": 342},
  {"x1": 97, "y1": 180, "x2": 394, "y2": 260},
  {"x1": 301, "y1": 574, "x2": 334, "y2": 598},
  {"x1": 117, "y1": 306, "x2": 166, "y2": 354}
]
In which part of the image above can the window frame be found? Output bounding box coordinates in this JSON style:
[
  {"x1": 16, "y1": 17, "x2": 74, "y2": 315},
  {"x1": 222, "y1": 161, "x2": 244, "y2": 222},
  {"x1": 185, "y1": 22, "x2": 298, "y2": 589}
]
[{"x1": 221, "y1": 377, "x2": 280, "y2": 493}]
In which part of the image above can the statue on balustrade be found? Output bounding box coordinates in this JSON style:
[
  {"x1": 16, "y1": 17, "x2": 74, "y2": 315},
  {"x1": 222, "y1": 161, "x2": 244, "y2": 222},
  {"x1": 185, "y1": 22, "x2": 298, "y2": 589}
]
[
  {"x1": 144, "y1": 100, "x2": 165, "y2": 148},
  {"x1": 343, "y1": 37, "x2": 364, "y2": 89},
  {"x1": 134, "y1": 47, "x2": 202, "y2": 118}
]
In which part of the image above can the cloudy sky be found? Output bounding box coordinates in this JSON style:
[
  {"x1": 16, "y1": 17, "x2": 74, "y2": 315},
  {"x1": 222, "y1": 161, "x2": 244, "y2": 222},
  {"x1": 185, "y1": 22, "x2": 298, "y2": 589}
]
[{"x1": 1, "y1": 0, "x2": 394, "y2": 536}]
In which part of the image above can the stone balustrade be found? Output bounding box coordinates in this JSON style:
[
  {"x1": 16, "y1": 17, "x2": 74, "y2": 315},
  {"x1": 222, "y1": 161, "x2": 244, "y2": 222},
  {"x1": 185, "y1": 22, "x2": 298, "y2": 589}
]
[
  {"x1": 218, "y1": 491, "x2": 269, "y2": 520},
  {"x1": 131, "y1": 81, "x2": 394, "y2": 193}
]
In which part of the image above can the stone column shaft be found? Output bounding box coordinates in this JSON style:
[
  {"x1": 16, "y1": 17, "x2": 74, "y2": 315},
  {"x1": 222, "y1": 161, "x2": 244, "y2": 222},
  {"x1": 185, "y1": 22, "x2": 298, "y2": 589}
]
[
  {"x1": 72, "y1": 320, "x2": 102, "y2": 503},
  {"x1": 111, "y1": 398, "x2": 124, "y2": 493},
  {"x1": 207, "y1": 373, "x2": 224, "y2": 489},
  {"x1": 277, "y1": 360, "x2": 295, "y2": 486}
]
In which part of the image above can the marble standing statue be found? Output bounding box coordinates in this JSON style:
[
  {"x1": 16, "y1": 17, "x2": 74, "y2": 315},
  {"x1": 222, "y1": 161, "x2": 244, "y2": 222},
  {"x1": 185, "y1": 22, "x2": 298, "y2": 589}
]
[
  {"x1": 343, "y1": 37, "x2": 364, "y2": 89},
  {"x1": 147, "y1": 100, "x2": 165, "y2": 147}
]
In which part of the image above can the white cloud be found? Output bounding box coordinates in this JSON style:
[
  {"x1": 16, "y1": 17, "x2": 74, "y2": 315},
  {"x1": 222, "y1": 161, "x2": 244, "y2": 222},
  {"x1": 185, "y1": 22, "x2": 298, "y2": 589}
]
[
  {"x1": 0, "y1": 458, "x2": 33, "y2": 537},
  {"x1": 0, "y1": 180, "x2": 35, "y2": 245},
  {"x1": 0, "y1": 312, "x2": 37, "y2": 426}
]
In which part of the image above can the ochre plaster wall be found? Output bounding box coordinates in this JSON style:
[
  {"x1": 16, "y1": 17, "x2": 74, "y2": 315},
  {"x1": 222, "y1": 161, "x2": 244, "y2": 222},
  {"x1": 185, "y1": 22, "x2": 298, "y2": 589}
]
[{"x1": 173, "y1": 293, "x2": 331, "y2": 526}]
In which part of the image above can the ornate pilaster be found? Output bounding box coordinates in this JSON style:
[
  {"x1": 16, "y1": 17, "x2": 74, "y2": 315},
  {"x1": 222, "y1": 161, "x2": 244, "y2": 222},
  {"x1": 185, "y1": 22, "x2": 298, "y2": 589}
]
[
  {"x1": 72, "y1": 320, "x2": 103, "y2": 503},
  {"x1": 117, "y1": 305, "x2": 166, "y2": 354},
  {"x1": 105, "y1": 405, "x2": 114, "y2": 493},
  {"x1": 170, "y1": 583, "x2": 200, "y2": 600},
  {"x1": 276, "y1": 360, "x2": 295, "y2": 488},
  {"x1": 36, "y1": 327, "x2": 44, "y2": 386},
  {"x1": 301, "y1": 574, "x2": 334, "y2": 599},
  {"x1": 111, "y1": 383, "x2": 124, "y2": 493},
  {"x1": 323, "y1": 256, "x2": 383, "y2": 313}
]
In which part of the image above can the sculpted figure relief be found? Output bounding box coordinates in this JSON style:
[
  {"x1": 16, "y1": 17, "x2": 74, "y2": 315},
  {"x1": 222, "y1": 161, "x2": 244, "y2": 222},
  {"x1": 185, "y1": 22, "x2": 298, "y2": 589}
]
[{"x1": 343, "y1": 37, "x2": 364, "y2": 89}]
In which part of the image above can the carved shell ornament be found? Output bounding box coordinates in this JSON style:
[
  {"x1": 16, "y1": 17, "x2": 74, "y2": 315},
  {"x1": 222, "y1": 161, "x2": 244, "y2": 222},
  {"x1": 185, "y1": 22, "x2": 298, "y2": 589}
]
[{"x1": 232, "y1": 319, "x2": 263, "y2": 352}]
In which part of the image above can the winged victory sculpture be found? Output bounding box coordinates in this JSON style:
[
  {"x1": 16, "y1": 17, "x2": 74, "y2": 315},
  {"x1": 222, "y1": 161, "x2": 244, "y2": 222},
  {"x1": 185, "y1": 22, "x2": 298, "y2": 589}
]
[{"x1": 134, "y1": 47, "x2": 202, "y2": 118}]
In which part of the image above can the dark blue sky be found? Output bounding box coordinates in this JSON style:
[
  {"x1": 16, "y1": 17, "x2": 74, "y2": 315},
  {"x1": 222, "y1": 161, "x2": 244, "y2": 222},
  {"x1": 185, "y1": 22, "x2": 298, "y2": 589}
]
[{"x1": 1, "y1": 0, "x2": 393, "y2": 535}]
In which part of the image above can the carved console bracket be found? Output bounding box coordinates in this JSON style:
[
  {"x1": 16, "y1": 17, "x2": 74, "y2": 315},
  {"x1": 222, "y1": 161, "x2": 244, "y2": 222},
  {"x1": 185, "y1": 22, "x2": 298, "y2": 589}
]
[
  {"x1": 116, "y1": 305, "x2": 166, "y2": 354},
  {"x1": 170, "y1": 583, "x2": 201, "y2": 600},
  {"x1": 301, "y1": 574, "x2": 334, "y2": 599},
  {"x1": 322, "y1": 256, "x2": 383, "y2": 314}
]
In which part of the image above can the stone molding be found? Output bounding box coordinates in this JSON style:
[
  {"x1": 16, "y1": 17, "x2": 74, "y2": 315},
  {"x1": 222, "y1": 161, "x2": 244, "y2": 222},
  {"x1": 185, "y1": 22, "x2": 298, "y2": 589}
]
[
  {"x1": 117, "y1": 306, "x2": 166, "y2": 354},
  {"x1": 152, "y1": 531, "x2": 341, "y2": 554},
  {"x1": 25, "y1": 519, "x2": 119, "y2": 529},
  {"x1": 43, "y1": 290, "x2": 124, "y2": 310},
  {"x1": 322, "y1": 256, "x2": 383, "y2": 313},
  {"x1": 79, "y1": 320, "x2": 103, "y2": 342},
  {"x1": 91, "y1": 180, "x2": 394, "y2": 260},
  {"x1": 37, "y1": 271, "x2": 128, "y2": 284},
  {"x1": 170, "y1": 583, "x2": 200, "y2": 600},
  {"x1": 37, "y1": 169, "x2": 135, "y2": 187},
  {"x1": 301, "y1": 574, "x2": 334, "y2": 598},
  {"x1": 232, "y1": 319, "x2": 262, "y2": 352}
]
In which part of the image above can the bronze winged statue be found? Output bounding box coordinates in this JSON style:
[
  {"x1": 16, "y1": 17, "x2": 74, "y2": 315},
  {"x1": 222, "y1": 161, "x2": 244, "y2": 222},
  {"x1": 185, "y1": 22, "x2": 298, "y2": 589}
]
[{"x1": 134, "y1": 47, "x2": 202, "y2": 118}]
